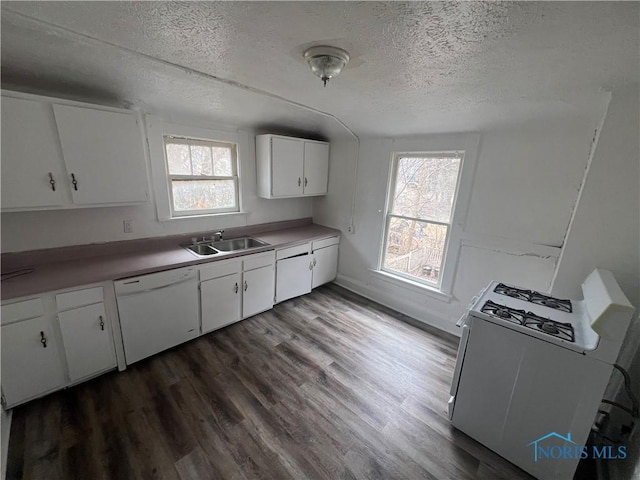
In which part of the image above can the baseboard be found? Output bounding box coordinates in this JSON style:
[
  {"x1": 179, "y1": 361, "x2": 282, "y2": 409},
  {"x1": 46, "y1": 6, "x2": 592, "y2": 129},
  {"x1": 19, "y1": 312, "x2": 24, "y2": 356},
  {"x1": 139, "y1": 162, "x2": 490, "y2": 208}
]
[
  {"x1": 334, "y1": 273, "x2": 460, "y2": 337},
  {"x1": 1, "y1": 408, "x2": 12, "y2": 480}
]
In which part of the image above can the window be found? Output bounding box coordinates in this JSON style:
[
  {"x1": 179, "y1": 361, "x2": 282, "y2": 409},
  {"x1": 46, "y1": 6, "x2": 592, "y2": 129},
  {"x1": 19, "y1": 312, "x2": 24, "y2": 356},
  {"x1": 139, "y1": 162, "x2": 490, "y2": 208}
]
[
  {"x1": 163, "y1": 136, "x2": 239, "y2": 217},
  {"x1": 381, "y1": 152, "x2": 463, "y2": 289}
]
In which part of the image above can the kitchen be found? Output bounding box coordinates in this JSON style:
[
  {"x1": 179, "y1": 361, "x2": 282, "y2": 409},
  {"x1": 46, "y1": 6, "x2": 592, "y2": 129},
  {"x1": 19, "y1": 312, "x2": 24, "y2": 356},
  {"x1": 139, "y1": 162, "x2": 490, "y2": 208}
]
[{"x1": 1, "y1": 2, "x2": 639, "y2": 480}]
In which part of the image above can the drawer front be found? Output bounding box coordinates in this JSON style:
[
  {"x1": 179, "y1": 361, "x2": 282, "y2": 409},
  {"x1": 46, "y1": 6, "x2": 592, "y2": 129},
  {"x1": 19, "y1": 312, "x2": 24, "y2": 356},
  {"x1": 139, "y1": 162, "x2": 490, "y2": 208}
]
[
  {"x1": 276, "y1": 243, "x2": 310, "y2": 261},
  {"x1": 1, "y1": 298, "x2": 45, "y2": 325},
  {"x1": 243, "y1": 251, "x2": 276, "y2": 271},
  {"x1": 199, "y1": 258, "x2": 241, "y2": 282},
  {"x1": 312, "y1": 236, "x2": 340, "y2": 251},
  {"x1": 56, "y1": 286, "x2": 104, "y2": 311}
]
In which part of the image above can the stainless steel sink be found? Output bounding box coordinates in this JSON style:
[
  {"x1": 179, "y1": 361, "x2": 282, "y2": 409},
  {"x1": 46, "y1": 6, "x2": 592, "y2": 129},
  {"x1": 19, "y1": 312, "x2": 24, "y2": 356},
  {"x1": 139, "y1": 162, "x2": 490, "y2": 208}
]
[
  {"x1": 211, "y1": 237, "x2": 268, "y2": 252},
  {"x1": 185, "y1": 244, "x2": 219, "y2": 256},
  {"x1": 183, "y1": 236, "x2": 268, "y2": 257}
]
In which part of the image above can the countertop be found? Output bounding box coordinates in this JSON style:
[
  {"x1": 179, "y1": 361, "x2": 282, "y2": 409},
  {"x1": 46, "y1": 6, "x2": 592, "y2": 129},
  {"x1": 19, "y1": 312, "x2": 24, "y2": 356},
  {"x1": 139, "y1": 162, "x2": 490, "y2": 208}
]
[{"x1": 1, "y1": 222, "x2": 340, "y2": 301}]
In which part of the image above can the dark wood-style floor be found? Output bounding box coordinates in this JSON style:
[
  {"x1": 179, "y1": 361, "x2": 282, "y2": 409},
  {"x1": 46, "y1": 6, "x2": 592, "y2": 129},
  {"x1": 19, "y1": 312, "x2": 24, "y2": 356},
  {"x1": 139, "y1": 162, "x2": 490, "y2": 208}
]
[{"x1": 6, "y1": 284, "x2": 535, "y2": 480}]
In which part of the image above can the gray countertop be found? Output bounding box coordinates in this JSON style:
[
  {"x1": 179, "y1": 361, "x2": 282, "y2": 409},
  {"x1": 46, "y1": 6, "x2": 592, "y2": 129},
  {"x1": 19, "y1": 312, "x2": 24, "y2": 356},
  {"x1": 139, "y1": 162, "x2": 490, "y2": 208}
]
[{"x1": 1, "y1": 223, "x2": 340, "y2": 301}]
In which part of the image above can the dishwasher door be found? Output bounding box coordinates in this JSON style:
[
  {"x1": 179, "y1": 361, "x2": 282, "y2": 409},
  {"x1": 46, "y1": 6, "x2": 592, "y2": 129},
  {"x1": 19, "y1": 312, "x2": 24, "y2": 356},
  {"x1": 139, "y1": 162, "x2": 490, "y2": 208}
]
[{"x1": 115, "y1": 267, "x2": 199, "y2": 365}]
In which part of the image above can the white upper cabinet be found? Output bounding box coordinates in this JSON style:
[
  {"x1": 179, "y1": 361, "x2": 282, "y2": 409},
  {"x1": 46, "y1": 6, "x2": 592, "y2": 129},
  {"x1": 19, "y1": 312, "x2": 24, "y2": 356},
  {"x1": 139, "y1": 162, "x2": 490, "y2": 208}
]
[
  {"x1": 1, "y1": 97, "x2": 67, "y2": 209},
  {"x1": 1, "y1": 92, "x2": 149, "y2": 211},
  {"x1": 270, "y1": 137, "x2": 305, "y2": 197},
  {"x1": 53, "y1": 104, "x2": 148, "y2": 205},
  {"x1": 256, "y1": 134, "x2": 329, "y2": 199},
  {"x1": 303, "y1": 142, "x2": 330, "y2": 195}
]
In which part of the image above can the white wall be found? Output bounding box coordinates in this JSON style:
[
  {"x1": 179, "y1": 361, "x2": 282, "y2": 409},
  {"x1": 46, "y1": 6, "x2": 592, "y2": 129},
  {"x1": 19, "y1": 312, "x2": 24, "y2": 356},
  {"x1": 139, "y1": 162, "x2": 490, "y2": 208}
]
[
  {"x1": 314, "y1": 107, "x2": 607, "y2": 335},
  {"x1": 551, "y1": 86, "x2": 640, "y2": 480},
  {"x1": 1, "y1": 123, "x2": 313, "y2": 252}
]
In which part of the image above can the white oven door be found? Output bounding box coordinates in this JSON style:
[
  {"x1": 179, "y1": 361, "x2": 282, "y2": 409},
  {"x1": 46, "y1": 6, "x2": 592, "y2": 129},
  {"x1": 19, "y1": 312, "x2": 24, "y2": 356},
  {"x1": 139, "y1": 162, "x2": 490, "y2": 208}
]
[{"x1": 448, "y1": 322, "x2": 470, "y2": 420}]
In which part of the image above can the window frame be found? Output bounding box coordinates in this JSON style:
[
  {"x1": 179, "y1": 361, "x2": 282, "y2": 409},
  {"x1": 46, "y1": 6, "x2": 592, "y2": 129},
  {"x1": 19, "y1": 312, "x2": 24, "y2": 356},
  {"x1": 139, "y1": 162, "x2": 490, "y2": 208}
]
[
  {"x1": 146, "y1": 116, "x2": 246, "y2": 222},
  {"x1": 378, "y1": 147, "x2": 473, "y2": 295},
  {"x1": 163, "y1": 136, "x2": 239, "y2": 217}
]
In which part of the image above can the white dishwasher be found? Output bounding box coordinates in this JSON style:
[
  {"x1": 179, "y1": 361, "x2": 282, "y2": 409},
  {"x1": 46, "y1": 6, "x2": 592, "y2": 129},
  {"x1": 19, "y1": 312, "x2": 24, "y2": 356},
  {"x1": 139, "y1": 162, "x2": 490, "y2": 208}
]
[{"x1": 114, "y1": 267, "x2": 199, "y2": 365}]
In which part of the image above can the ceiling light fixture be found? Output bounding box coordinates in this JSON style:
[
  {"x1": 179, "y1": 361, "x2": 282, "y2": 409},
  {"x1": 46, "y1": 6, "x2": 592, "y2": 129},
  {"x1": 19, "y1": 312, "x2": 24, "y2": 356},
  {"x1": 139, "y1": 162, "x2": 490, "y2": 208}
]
[{"x1": 303, "y1": 46, "x2": 350, "y2": 87}]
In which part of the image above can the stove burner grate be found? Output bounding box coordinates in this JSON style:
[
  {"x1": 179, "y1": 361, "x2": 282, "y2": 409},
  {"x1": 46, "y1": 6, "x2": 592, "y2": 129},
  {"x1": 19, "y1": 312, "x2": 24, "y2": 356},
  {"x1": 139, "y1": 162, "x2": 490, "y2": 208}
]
[
  {"x1": 480, "y1": 300, "x2": 575, "y2": 343},
  {"x1": 494, "y1": 283, "x2": 573, "y2": 313}
]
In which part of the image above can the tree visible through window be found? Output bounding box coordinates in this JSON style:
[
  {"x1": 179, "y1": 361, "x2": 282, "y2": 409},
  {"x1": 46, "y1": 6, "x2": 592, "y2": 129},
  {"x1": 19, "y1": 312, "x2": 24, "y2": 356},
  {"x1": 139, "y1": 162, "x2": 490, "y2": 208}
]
[
  {"x1": 164, "y1": 136, "x2": 239, "y2": 216},
  {"x1": 382, "y1": 152, "x2": 463, "y2": 287}
]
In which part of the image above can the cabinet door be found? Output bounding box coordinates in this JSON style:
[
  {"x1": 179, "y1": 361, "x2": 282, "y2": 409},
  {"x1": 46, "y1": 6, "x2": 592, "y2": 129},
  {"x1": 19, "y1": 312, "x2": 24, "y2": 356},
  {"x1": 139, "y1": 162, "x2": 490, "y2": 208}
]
[
  {"x1": 53, "y1": 104, "x2": 148, "y2": 205},
  {"x1": 276, "y1": 254, "x2": 313, "y2": 303},
  {"x1": 1, "y1": 317, "x2": 66, "y2": 406},
  {"x1": 303, "y1": 142, "x2": 329, "y2": 195},
  {"x1": 312, "y1": 244, "x2": 339, "y2": 289},
  {"x1": 201, "y1": 272, "x2": 241, "y2": 334},
  {"x1": 242, "y1": 265, "x2": 275, "y2": 318},
  {"x1": 271, "y1": 137, "x2": 304, "y2": 197},
  {"x1": 58, "y1": 303, "x2": 116, "y2": 382},
  {"x1": 1, "y1": 97, "x2": 67, "y2": 209}
]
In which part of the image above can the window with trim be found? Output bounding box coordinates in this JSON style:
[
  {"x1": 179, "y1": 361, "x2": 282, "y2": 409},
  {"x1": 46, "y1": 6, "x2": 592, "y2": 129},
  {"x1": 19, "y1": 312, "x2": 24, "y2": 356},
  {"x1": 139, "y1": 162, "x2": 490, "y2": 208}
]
[
  {"x1": 381, "y1": 152, "x2": 463, "y2": 289},
  {"x1": 163, "y1": 136, "x2": 239, "y2": 217}
]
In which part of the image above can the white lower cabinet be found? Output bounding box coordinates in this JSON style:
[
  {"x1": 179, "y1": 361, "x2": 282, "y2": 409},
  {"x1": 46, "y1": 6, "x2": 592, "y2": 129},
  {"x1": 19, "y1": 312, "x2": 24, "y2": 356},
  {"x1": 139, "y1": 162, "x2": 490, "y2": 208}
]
[
  {"x1": 311, "y1": 243, "x2": 339, "y2": 289},
  {"x1": 1, "y1": 315, "x2": 66, "y2": 407},
  {"x1": 58, "y1": 302, "x2": 116, "y2": 382},
  {"x1": 276, "y1": 252, "x2": 313, "y2": 303},
  {"x1": 275, "y1": 236, "x2": 339, "y2": 303},
  {"x1": 1, "y1": 286, "x2": 118, "y2": 408},
  {"x1": 243, "y1": 264, "x2": 275, "y2": 318},
  {"x1": 201, "y1": 271, "x2": 242, "y2": 333},
  {"x1": 199, "y1": 251, "x2": 275, "y2": 332}
]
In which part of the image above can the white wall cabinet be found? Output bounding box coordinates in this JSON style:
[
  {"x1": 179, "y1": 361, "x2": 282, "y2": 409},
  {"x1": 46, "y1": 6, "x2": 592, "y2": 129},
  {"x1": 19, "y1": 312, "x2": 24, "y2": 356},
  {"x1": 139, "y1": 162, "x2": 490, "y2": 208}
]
[
  {"x1": 53, "y1": 104, "x2": 149, "y2": 205},
  {"x1": 256, "y1": 134, "x2": 329, "y2": 199},
  {"x1": 1, "y1": 286, "x2": 118, "y2": 408},
  {"x1": 0, "y1": 97, "x2": 67, "y2": 209},
  {"x1": 1, "y1": 92, "x2": 149, "y2": 212},
  {"x1": 303, "y1": 142, "x2": 330, "y2": 195}
]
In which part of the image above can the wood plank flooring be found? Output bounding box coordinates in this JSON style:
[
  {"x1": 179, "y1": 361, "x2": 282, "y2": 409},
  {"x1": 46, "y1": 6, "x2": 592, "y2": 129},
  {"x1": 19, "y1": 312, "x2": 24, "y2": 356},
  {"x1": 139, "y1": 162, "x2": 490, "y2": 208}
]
[{"x1": 5, "y1": 284, "x2": 536, "y2": 480}]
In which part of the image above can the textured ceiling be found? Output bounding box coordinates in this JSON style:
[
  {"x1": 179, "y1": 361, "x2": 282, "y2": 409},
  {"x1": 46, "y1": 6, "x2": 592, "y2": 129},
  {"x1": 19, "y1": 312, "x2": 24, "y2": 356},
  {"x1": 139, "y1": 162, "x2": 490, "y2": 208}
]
[{"x1": 1, "y1": 2, "x2": 638, "y2": 139}]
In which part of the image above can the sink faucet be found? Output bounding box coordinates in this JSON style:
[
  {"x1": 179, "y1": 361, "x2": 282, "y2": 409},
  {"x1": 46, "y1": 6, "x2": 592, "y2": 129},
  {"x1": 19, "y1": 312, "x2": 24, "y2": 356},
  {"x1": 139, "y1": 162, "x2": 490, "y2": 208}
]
[{"x1": 212, "y1": 230, "x2": 224, "y2": 241}]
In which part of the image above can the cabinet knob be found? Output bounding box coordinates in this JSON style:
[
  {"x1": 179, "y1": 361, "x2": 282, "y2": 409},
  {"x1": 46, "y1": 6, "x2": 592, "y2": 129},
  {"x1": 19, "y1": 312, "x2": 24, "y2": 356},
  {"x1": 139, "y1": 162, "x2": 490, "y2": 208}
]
[
  {"x1": 309, "y1": 261, "x2": 313, "y2": 270},
  {"x1": 48, "y1": 172, "x2": 56, "y2": 191},
  {"x1": 313, "y1": 258, "x2": 317, "y2": 267},
  {"x1": 304, "y1": 177, "x2": 308, "y2": 187},
  {"x1": 234, "y1": 282, "x2": 239, "y2": 294},
  {"x1": 40, "y1": 331, "x2": 47, "y2": 348},
  {"x1": 298, "y1": 177, "x2": 301, "y2": 187},
  {"x1": 99, "y1": 315, "x2": 105, "y2": 331},
  {"x1": 244, "y1": 280, "x2": 248, "y2": 291},
  {"x1": 71, "y1": 173, "x2": 79, "y2": 191}
]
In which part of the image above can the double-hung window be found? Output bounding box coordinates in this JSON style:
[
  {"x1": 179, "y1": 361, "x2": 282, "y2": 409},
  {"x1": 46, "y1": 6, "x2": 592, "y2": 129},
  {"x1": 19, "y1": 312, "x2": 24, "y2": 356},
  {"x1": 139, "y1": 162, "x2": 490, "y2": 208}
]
[
  {"x1": 381, "y1": 152, "x2": 463, "y2": 289},
  {"x1": 163, "y1": 136, "x2": 239, "y2": 217}
]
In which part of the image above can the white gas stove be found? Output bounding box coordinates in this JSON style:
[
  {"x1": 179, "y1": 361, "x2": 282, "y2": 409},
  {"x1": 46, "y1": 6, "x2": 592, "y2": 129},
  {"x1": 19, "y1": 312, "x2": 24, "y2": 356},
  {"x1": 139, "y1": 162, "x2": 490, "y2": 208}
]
[
  {"x1": 467, "y1": 280, "x2": 599, "y2": 354},
  {"x1": 449, "y1": 269, "x2": 635, "y2": 480}
]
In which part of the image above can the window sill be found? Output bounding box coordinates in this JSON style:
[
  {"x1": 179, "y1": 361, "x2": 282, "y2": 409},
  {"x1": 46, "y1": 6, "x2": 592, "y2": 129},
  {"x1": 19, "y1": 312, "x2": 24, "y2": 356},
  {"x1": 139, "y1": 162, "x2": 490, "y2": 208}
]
[
  {"x1": 160, "y1": 211, "x2": 249, "y2": 223},
  {"x1": 368, "y1": 269, "x2": 452, "y2": 303}
]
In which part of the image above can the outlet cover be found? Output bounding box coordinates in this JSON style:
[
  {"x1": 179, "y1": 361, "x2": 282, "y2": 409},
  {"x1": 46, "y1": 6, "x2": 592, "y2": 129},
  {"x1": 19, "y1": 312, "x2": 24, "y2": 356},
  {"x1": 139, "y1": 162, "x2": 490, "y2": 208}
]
[{"x1": 123, "y1": 220, "x2": 134, "y2": 233}]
